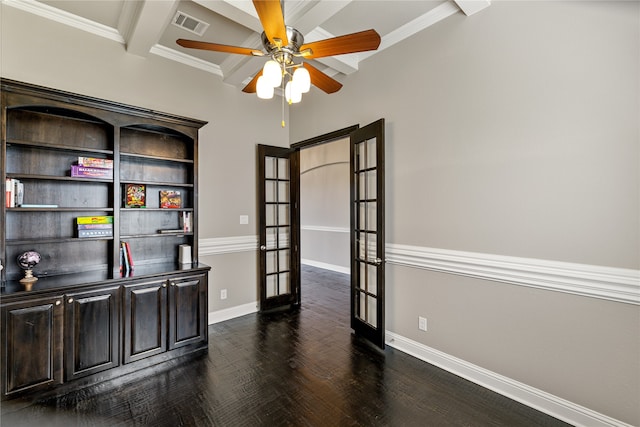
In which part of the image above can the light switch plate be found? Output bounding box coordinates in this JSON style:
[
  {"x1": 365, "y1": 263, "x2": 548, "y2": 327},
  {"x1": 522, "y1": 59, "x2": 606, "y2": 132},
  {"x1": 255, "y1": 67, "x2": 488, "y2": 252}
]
[{"x1": 240, "y1": 215, "x2": 249, "y2": 224}]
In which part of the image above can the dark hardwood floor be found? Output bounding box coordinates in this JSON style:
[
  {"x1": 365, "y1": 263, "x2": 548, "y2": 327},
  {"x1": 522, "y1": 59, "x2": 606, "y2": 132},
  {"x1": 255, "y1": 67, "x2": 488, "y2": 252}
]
[{"x1": 1, "y1": 265, "x2": 571, "y2": 426}]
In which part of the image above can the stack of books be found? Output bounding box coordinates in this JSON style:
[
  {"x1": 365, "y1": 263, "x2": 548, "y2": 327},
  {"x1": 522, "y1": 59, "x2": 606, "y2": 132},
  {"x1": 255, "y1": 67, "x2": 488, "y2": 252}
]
[
  {"x1": 5, "y1": 178, "x2": 23, "y2": 207},
  {"x1": 71, "y1": 157, "x2": 113, "y2": 179},
  {"x1": 76, "y1": 215, "x2": 113, "y2": 238}
]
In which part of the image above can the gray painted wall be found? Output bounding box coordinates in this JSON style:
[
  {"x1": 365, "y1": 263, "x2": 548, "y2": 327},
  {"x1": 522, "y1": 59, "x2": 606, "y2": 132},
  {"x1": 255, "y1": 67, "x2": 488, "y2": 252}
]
[
  {"x1": 290, "y1": 1, "x2": 639, "y2": 424},
  {"x1": 2, "y1": 1, "x2": 638, "y2": 425}
]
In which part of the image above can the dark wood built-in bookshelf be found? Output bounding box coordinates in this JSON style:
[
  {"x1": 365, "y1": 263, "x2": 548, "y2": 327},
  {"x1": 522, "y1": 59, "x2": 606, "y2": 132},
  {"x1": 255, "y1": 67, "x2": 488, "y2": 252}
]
[{"x1": 0, "y1": 79, "x2": 210, "y2": 400}]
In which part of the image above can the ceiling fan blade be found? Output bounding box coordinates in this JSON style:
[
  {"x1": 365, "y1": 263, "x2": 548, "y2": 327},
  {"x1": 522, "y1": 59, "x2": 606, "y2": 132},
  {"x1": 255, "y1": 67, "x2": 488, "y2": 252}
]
[
  {"x1": 300, "y1": 29, "x2": 381, "y2": 59},
  {"x1": 253, "y1": 0, "x2": 288, "y2": 46},
  {"x1": 304, "y1": 63, "x2": 343, "y2": 94},
  {"x1": 177, "y1": 39, "x2": 263, "y2": 56},
  {"x1": 242, "y1": 70, "x2": 263, "y2": 93}
]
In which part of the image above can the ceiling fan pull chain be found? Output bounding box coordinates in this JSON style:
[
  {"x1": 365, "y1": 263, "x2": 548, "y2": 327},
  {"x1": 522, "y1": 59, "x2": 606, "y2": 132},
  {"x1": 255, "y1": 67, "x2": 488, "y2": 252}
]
[{"x1": 281, "y1": 77, "x2": 285, "y2": 128}]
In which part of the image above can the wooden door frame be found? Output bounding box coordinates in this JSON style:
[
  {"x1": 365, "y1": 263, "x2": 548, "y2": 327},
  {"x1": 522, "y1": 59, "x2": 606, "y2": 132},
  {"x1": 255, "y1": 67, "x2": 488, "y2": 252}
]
[{"x1": 289, "y1": 124, "x2": 359, "y2": 296}]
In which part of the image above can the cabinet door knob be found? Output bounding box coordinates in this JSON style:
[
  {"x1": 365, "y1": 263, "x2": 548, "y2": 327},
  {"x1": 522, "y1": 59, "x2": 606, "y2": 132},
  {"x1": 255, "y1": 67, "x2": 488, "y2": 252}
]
[
  {"x1": 162, "y1": 283, "x2": 167, "y2": 288},
  {"x1": 55, "y1": 300, "x2": 62, "y2": 306},
  {"x1": 170, "y1": 282, "x2": 176, "y2": 287},
  {"x1": 67, "y1": 298, "x2": 74, "y2": 304}
]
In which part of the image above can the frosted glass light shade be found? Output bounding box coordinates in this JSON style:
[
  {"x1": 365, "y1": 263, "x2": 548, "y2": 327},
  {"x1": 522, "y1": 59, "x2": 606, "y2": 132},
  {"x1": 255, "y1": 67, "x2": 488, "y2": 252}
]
[
  {"x1": 285, "y1": 81, "x2": 302, "y2": 104},
  {"x1": 256, "y1": 76, "x2": 274, "y2": 99},
  {"x1": 293, "y1": 67, "x2": 311, "y2": 93},
  {"x1": 262, "y1": 60, "x2": 282, "y2": 87}
]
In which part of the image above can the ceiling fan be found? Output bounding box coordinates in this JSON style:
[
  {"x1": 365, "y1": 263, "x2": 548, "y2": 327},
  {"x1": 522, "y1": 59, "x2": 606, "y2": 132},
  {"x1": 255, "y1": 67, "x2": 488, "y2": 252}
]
[{"x1": 176, "y1": 0, "x2": 381, "y2": 101}]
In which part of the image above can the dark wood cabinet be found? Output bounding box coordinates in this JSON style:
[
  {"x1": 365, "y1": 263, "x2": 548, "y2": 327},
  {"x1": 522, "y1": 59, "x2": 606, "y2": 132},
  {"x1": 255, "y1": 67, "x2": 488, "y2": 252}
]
[
  {"x1": 64, "y1": 285, "x2": 120, "y2": 381},
  {"x1": 123, "y1": 272, "x2": 208, "y2": 362},
  {"x1": 1, "y1": 80, "x2": 210, "y2": 400},
  {"x1": 168, "y1": 274, "x2": 207, "y2": 350},
  {"x1": 1, "y1": 296, "x2": 64, "y2": 397},
  {"x1": 123, "y1": 280, "x2": 168, "y2": 363}
]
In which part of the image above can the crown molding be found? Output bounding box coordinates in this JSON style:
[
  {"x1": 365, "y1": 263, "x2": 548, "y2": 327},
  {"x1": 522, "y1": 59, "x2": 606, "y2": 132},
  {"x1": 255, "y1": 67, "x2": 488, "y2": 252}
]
[
  {"x1": 3, "y1": 0, "x2": 125, "y2": 44},
  {"x1": 150, "y1": 44, "x2": 223, "y2": 77}
]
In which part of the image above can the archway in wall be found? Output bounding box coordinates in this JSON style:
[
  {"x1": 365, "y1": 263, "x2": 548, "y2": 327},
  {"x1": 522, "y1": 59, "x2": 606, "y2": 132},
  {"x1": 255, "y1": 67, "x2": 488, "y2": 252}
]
[{"x1": 299, "y1": 138, "x2": 351, "y2": 276}]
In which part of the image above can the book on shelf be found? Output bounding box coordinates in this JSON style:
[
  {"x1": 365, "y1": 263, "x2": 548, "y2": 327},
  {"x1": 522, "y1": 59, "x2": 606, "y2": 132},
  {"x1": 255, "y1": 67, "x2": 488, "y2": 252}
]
[
  {"x1": 76, "y1": 215, "x2": 113, "y2": 224},
  {"x1": 180, "y1": 211, "x2": 192, "y2": 232},
  {"x1": 159, "y1": 190, "x2": 181, "y2": 209},
  {"x1": 120, "y1": 241, "x2": 134, "y2": 274},
  {"x1": 70, "y1": 165, "x2": 113, "y2": 179},
  {"x1": 77, "y1": 228, "x2": 113, "y2": 238},
  {"x1": 4, "y1": 179, "x2": 10, "y2": 208},
  {"x1": 77, "y1": 223, "x2": 113, "y2": 230},
  {"x1": 158, "y1": 229, "x2": 185, "y2": 234},
  {"x1": 124, "y1": 183, "x2": 146, "y2": 208},
  {"x1": 5, "y1": 178, "x2": 24, "y2": 208},
  {"x1": 119, "y1": 246, "x2": 125, "y2": 275},
  {"x1": 77, "y1": 157, "x2": 113, "y2": 169}
]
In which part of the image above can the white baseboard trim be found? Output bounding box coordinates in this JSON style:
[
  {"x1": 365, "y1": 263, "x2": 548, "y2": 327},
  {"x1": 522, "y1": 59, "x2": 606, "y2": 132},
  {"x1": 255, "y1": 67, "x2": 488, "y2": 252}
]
[
  {"x1": 386, "y1": 244, "x2": 640, "y2": 305},
  {"x1": 386, "y1": 331, "x2": 633, "y2": 427},
  {"x1": 301, "y1": 258, "x2": 350, "y2": 275},
  {"x1": 208, "y1": 301, "x2": 258, "y2": 325}
]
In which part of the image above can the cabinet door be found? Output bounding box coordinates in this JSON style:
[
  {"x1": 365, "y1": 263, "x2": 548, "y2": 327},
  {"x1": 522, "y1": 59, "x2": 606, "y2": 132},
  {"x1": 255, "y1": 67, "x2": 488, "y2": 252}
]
[
  {"x1": 123, "y1": 280, "x2": 167, "y2": 363},
  {"x1": 168, "y1": 274, "x2": 207, "y2": 350},
  {"x1": 64, "y1": 286, "x2": 120, "y2": 381},
  {"x1": 1, "y1": 296, "x2": 64, "y2": 397}
]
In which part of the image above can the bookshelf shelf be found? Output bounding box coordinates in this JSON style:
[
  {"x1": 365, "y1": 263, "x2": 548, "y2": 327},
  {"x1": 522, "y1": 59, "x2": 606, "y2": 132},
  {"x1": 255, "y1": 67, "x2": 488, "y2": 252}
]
[
  {"x1": 6, "y1": 236, "x2": 114, "y2": 245},
  {"x1": 120, "y1": 180, "x2": 194, "y2": 188},
  {"x1": 8, "y1": 207, "x2": 114, "y2": 212},
  {"x1": 7, "y1": 173, "x2": 113, "y2": 183},
  {"x1": 120, "y1": 233, "x2": 194, "y2": 239},
  {"x1": 121, "y1": 208, "x2": 194, "y2": 212},
  {"x1": 7, "y1": 139, "x2": 114, "y2": 155},
  {"x1": 121, "y1": 152, "x2": 194, "y2": 164}
]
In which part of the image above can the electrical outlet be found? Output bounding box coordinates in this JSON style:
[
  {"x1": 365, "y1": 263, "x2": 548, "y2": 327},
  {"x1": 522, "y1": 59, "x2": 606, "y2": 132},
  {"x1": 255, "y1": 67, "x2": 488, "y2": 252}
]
[
  {"x1": 239, "y1": 215, "x2": 249, "y2": 225},
  {"x1": 220, "y1": 289, "x2": 227, "y2": 300},
  {"x1": 418, "y1": 316, "x2": 427, "y2": 331}
]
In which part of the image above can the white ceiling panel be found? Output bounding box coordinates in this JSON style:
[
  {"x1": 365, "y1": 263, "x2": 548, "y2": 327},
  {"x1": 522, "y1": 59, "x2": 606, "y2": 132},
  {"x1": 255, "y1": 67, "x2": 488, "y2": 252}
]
[{"x1": 15, "y1": 0, "x2": 489, "y2": 93}]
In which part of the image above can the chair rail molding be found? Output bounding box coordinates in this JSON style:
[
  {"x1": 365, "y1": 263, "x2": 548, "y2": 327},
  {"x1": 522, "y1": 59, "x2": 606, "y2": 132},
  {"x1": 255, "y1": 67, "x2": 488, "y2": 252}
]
[
  {"x1": 200, "y1": 235, "x2": 258, "y2": 256},
  {"x1": 199, "y1": 236, "x2": 639, "y2": 305},
  {"x1": 386, "y1": 243, "x2": 640, "y2": 305}
]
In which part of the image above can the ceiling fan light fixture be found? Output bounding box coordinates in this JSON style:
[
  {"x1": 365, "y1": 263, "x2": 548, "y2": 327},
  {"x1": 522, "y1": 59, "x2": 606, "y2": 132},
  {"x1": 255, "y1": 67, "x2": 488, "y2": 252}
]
[
  {"x1": 285, "y1": 80, "x2": 302, "y2": 104},
  {"x1": 256, "y1": 76, "x2": 274, "y2": 99},
  {"x1": 292, "y1": 67, "x2": 311, "y2": 93},
  {"x1": 262, "y1": 60, "x2": 282, "y2": 88}
]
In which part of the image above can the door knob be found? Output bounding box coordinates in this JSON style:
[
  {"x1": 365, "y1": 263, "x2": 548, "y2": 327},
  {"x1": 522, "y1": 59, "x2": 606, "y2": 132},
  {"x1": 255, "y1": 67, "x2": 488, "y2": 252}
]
[{"x1": 260, "y1": 245, "x2": 267, "y2": 251}]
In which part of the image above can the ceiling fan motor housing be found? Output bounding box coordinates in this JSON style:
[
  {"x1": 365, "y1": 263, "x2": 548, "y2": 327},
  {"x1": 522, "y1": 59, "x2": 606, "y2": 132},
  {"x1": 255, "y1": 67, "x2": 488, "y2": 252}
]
[{"x1": 262, "y1": 26, "x2": 304, "y2": 65}]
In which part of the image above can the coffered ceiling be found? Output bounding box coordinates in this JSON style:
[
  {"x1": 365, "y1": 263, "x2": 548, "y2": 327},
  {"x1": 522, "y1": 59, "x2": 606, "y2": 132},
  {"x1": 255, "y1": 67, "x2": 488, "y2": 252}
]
[{"x1": 5, "y1": 0, "x2": 490, "y2": 92}]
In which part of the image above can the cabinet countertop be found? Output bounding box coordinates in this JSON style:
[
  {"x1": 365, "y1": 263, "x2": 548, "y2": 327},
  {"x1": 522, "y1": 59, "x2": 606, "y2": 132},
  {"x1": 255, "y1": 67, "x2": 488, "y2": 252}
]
[{"x1": 0, "y1": 262, "x2": 211, "y2": 298}]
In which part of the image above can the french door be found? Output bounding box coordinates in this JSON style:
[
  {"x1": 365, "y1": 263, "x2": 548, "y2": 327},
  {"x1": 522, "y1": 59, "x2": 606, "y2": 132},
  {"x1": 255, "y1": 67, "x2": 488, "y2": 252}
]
[
  {"x1": 258, "y1": 119, "x2": 385, "y2": 349},
  {"x1": 350, "y1": 119, "x2": 385, "y2": 348},
  {"x1": 257, "y1": 145, "x2": 300, "y2": 311}
]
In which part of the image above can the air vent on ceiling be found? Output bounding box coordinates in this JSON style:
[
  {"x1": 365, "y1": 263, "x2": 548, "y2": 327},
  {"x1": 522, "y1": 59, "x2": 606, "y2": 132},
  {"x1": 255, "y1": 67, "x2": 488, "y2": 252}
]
[{"x1": 172, "y1": 11, "x2": 209, "y2": 36}]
